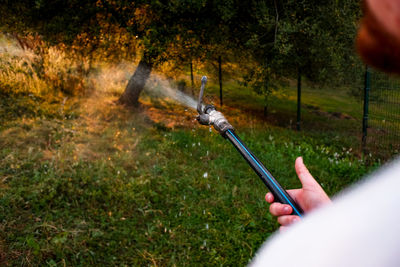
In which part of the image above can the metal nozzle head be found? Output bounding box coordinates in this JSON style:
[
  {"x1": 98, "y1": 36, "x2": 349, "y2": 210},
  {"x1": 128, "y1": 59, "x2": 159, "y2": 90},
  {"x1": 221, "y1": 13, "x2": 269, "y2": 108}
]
[
  {"x1": 197, "y1": 76, "x2": 208, "y2": 114},
  {"x1": 195, "y1": 74, "x2": 234, "y2": 134}
]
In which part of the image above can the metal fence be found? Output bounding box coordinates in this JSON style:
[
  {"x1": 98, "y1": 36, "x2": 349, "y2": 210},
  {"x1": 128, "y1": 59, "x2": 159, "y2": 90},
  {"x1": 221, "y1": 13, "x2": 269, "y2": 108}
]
[{"x1": 363, "y1": 68, "x2": 400, "y2": 159}]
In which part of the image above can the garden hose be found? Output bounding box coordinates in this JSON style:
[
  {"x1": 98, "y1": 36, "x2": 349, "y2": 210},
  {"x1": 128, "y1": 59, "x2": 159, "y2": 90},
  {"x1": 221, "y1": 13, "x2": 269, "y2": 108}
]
[{"x1": 196, "y1": 76, "x2": 303, "y2": 217}]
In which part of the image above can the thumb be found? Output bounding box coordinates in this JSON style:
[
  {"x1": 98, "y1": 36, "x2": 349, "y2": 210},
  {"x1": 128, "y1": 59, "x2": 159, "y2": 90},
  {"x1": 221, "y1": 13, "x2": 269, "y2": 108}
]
[{"x1": 295, "y1": 157, "x2": 320, "y2": 189}]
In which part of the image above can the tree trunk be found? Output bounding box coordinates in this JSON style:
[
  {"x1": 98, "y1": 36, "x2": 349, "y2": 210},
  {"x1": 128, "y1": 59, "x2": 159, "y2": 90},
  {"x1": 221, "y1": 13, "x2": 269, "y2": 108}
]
[
  {"x1": 118, "y1": 56, "x2": 153, "y2": 107},
  {"x1": 190, "y1": 61, "x2": 195, "y2": 95}
]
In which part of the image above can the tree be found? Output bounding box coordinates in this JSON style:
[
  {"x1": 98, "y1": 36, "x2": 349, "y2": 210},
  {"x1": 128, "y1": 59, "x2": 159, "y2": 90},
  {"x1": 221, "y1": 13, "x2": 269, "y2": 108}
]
[
  {"x1": 1, "y1": 0, "x2": 361, "y2": 107},
  {"x1": 228, "y1": 0, "x2": 361, "y2": 120},
  {"x1": 1, "y1": 0, "x2": 247, "y2": 106}
]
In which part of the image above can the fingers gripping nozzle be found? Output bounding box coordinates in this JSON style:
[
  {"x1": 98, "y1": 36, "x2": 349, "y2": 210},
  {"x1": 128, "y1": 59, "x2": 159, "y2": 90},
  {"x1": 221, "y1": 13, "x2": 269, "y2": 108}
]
[{"x1": 196, "y1": 76, "x2": 234, "y2": 135}]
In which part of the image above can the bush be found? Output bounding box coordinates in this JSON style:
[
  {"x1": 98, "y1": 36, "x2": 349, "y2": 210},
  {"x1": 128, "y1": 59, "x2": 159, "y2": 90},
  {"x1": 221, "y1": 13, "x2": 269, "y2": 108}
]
[{"x1": 0, "y1": 34, "x2": 92, "y2": 96}]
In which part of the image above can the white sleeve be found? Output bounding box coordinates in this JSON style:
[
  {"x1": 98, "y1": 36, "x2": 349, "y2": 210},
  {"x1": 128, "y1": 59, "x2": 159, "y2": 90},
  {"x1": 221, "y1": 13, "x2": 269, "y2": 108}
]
[{"x1": 250, "y1": 158, "x2": 400, "y2": 267}]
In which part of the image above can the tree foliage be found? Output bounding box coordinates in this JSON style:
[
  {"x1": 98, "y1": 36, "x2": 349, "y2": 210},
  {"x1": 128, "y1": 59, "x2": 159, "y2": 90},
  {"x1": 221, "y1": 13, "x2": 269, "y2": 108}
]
[
  {"x1": 1, "y1": 0, "x2": 362, "y2": 104},
  {"x1": 236, "y1": 0, "x2": 362, "y2": 95}
]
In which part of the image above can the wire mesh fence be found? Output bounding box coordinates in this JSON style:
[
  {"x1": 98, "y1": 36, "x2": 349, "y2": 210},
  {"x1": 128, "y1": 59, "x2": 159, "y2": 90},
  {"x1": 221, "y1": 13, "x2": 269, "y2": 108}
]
[
  {"x1": 365, "y1": 69, "x2": 400, "y2": 159},
  {"x1": 293, "y1": 63, "x2": 400, "y2": 161}
]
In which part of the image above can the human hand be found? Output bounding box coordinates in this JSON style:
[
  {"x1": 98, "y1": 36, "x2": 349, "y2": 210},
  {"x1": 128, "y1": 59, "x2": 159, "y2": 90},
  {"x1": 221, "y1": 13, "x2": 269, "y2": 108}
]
[{"x1": 265, "y1": 157, "x2": 331, "y2": 231}]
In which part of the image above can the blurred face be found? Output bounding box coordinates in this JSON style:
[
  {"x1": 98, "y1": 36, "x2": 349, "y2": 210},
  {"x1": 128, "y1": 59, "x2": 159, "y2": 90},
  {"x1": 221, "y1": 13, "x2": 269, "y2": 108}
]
[{"x1": 357, "y1": 0, "x2": 400, "y2": 75}]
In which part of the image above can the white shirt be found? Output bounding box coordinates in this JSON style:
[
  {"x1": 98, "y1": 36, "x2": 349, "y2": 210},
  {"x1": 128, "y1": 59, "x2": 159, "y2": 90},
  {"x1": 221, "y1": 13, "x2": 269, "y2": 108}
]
[{"x1": 251, "y1": 158, "x2": 400, "y2": 267}]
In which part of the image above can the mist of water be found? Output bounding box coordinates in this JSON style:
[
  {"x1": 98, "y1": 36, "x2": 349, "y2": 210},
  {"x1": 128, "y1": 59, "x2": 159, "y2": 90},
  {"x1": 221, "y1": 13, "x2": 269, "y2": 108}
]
[
  {"x1": 86, "y1": 60, "x2": 203, "y2": 111},
  {"x1": 1, "y1": 32, "x2": 200, "y2": 111},
  {"x1": 145, "y1": 74, "x2": 199, "y2": 109}
]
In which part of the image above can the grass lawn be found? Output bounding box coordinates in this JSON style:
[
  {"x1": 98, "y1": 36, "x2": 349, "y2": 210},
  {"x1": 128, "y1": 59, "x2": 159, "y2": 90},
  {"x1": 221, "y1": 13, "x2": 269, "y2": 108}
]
[{"x1": 0, "y1": 79, "x2": 378, "y2": 266}]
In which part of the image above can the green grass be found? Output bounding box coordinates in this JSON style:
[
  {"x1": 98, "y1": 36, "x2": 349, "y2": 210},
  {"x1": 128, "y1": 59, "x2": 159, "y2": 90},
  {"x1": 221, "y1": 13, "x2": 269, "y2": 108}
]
[
  {"x1": 206, "y1": 81, "x2": 365, "y2": 150},
  {"x1": 0, "y1": 81, "x2": 378, "y2": 266}
]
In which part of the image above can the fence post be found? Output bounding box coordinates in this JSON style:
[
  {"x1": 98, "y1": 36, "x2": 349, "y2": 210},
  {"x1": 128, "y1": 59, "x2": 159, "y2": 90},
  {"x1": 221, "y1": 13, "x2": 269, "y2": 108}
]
[
  {"x1": 362, "y1": 65, "x2": 371, "y2": 152},
  {"x1": 190, "y1": 61, "x2": 194, "y2": 95},
  {"x1": 297, "y1": 68, "x2": 302, "y2": 131},
  {"x1": 218, "y1": 55, "x2": 223, "y2": 106}
]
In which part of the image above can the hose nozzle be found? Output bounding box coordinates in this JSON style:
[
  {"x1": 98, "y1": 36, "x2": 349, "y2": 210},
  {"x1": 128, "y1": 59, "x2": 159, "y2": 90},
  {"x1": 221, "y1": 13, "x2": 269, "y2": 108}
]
[{"x1": 196, "y1": 76, "x2": 234, "y2": 135}]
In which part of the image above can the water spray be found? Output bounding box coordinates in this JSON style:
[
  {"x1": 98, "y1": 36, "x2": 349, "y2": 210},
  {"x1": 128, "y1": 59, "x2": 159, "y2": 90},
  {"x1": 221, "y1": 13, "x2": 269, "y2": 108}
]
[{"x1": 197, "y1": 76, "x2": 303, "y2": 217}]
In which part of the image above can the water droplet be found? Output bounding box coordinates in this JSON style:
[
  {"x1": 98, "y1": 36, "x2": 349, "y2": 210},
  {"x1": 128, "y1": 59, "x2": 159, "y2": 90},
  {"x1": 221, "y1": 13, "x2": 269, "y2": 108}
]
[{"x1": 203, "y1": 172, "x2": 208, "y2": 178}]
